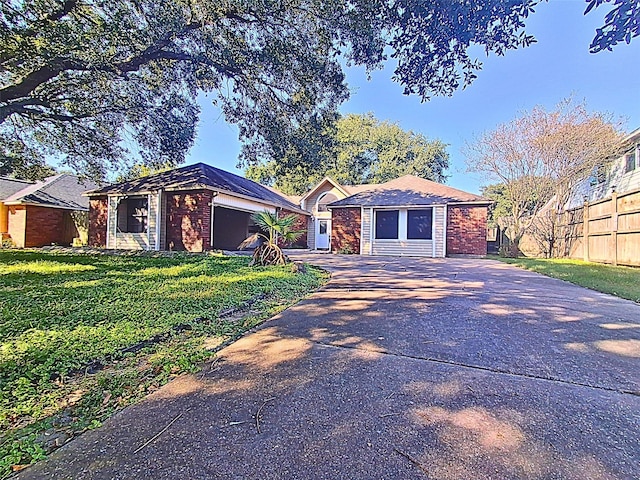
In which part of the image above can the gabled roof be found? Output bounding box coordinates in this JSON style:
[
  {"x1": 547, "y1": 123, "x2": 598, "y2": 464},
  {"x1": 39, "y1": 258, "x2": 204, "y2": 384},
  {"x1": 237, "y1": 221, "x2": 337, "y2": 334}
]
[
  {"x1": 86, "y1": 163, "x2": 307, "y2": 214},
  {"x1": 0, "y1": 177, "x2": 34, "y2": 200},
  {"x1": 2, "y1": 174, "x2": 97, "y2": 210},
  {"x1": 328, "y1": 175, "x2": 490, "y2": 208},
  {"x1": 299, "y1": 177, "x2": 351, "y2": 204}
]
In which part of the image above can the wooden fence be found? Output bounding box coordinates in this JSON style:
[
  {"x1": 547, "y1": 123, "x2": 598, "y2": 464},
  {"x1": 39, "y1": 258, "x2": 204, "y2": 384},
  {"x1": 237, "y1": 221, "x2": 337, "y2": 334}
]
[{"x1": 555, "y1": 188, "x2": 640, "y2": 267}]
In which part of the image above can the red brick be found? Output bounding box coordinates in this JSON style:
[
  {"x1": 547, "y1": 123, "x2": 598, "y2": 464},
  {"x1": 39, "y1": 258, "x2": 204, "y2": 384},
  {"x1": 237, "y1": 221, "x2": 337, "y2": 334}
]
[
  {"x1": 166, "y1": 190, "x2": 213, "y2": 252},
  {"x1": 277, "y1": 209, "x2": 308, "y2": 248},
  {"x1": 88, "y1": 197, "x2": 108, "y2": 247},
  {"x1": 446, "y1": 205, "x2": 487, "y2": 256},
  {"x1": 331, "y1": 207, "x2": 361, "y2": 254}
]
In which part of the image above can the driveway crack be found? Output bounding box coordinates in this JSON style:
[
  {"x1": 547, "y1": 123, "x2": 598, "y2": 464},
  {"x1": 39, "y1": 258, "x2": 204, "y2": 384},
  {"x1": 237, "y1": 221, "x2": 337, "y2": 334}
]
[{"x1": 312, "y1": 340, "x2": 640, "y2": 397}]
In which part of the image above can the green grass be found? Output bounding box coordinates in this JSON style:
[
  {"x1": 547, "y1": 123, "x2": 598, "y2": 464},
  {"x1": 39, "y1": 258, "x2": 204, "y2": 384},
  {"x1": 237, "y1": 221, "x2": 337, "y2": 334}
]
[
  {"x1": 0, "y1": 250, "x2": 328, "y2": 477},
  {"x1": 494, "y1": 256, "x2": 640, "y2": 303}
]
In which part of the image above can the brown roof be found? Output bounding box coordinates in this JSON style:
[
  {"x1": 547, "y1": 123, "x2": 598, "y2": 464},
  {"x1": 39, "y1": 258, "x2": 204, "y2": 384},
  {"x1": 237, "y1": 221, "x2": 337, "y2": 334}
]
[
  {"x1": 328, "y1": 175, "x2": 489, "y2": 208},
  {"x1": 342, "y1": 184, "x2": 380, "y2": 195},
  {"x1": 86, "y1": 163, "x2": 308, "y2": 215},
  {"x1": 2, "y1": 174, "x2": 98, "y2": 210},
  {"x1": 265, "y1": 185, "x2": 302, "y2": 207}
]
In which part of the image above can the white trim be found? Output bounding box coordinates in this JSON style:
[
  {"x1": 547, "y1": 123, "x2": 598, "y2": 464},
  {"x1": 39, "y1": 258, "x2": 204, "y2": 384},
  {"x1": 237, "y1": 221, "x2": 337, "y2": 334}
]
[
  {"x1": 359, "y1": 207, "x2": 364, "y2": 255},
  {"x1": 299, "y1": 177, "x2": 350, "y2": 207},
  {"x1": 432, "y1": 209, "x2": 436, "y2": 257},
  {"x1": 335, "y1": 203, "x2": 448, "y2": 210},
  {"x1": 146, "y1": 194, "x2": 152, "y2": 251},
  {"x1": 155, "y1": 190, "x2": 162, "y2": 251},
  {"x1": 442, "y1": 204, "x2": 448, "y2": 258},
  {"x1": 210, "y1": 204, "x2": 215, "y2": 250},
  {"x1": 369, "y1": 207, "x2": 373, "y2": 255},
  {"x1": 315, "y1": 218, "x2": 331, "y2": 249},
  {"x1": 1, "y1": 201, "x2": 87, "y2": 211},
  {"x1": 106, "y1": 197, "x2": 112, "y2": 249}
]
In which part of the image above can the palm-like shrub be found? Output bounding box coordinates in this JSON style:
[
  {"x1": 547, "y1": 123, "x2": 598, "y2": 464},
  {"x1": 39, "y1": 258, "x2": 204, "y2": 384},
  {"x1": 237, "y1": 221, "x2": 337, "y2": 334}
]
[{"x1": 247, "y1": 211, "x2": 305, "y2": 266}]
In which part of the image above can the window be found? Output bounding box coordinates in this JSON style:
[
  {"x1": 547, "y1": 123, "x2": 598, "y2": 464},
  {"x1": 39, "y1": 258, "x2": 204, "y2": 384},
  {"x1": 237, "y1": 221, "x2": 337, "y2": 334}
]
[
  {"x1": 319, "y1": 220, "x2": 328, "y2": 235},
  {"x1": 625, "y1": 151, "x2": 637, "y2": 173},
  {"x1": 407, "y1": 209, "x2": 433, "y2": 239},
  {"x1": 589, "y1": 164, "x2": 607, "y2": 186},
  {"x1": 118, "y1": 197, "x2": 148, "y2": 233},
  {"x1": 317, "y1": 193, "x2": 338, "y2": 212},
  {"x1": 375, "y1": 210, "x2": 399, "y2": 239}
]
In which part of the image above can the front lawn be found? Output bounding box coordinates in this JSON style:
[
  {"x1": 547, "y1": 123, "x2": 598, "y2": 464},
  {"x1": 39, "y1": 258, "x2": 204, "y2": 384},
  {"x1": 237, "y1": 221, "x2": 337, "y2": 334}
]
[
  {"x1": 0, "y1": 250, "x2": 327, "y2": 477},
  {"x1": 494, "y1": 257, "x2": 640, "y2": 303}
]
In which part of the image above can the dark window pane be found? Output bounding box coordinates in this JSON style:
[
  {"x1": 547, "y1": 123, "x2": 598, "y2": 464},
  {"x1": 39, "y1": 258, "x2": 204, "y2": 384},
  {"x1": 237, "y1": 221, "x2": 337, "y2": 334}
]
[
  {"x1": 126, "y1": 198, "x2": 148, "y2": 233},
  {"x1": 319, "y1": 220, "x2": 327, "y2": 234},
  {"x1": 407, "y1": 209, "x2": 432, "y2": 239},
  {"x1": 625, "y1": 153, "x2": 636, "y2": 173},
  {"x1": 375, "y1": 210, "x2": 399, "y2": 239}
]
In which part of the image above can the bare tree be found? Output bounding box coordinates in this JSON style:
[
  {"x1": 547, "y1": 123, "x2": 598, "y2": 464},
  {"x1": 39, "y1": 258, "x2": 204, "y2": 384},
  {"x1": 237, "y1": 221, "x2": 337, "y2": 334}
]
[{"x1": 466, "y1": 98, "x2": 624, "y2": 255}]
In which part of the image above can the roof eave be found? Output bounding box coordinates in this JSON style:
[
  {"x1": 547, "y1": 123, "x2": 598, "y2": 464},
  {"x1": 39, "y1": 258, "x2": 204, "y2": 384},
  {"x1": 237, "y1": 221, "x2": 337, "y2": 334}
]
[
  {"x1": 2, "y1": 200, "x2": 88, "y2": 211},
  {"x1": 299, "y1": 177, "x2": 350, "y2": 204}
]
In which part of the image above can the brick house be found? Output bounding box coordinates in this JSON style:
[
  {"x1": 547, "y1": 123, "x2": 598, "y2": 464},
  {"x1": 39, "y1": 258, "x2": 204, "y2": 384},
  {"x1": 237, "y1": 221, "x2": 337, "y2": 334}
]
[
  {"x1": 315, "y1": 175, "x2": 490, "y2": 257},
  {"x1": 85, "y1": 163, "x2": 488, "y2": 256},
  {"x1": 0, "y1": 174, "x2": 97, "y2": 247},
  {"x1": 299, "y1": 177, "x2": 376, "y2": 251},
  {"x1": 85, "y1": 163, "x2": 308, "y2": 252}
]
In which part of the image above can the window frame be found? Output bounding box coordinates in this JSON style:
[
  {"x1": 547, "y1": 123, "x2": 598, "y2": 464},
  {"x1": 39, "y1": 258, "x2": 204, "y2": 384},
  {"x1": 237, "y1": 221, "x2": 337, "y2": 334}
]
[
  {"x1": 625, "y1": 151, "x2": 637, "y2": 174},
  {"x1": 118, "y1": 197, "x2": 148, "y2": 234},
  {"x1": 406, "y1": 208, "x2": 433, "y2": 240},
  {"x1": 374, "y1": 210, "x2": 400, "y2": 240}
]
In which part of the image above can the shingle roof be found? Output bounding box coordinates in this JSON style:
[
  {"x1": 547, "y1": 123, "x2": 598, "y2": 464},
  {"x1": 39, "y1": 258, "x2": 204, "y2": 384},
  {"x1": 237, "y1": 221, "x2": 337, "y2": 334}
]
[
  {"x1": 0, "y1": 177, "x2": 34, "y2": 200},
  {"x1": 86, "y1": 163, "x2": 307, "y2": 214},
  {"x1": 2, "y1": 174, "x2": 98, "y2": 210},
  {"x1": 328, "y1": 175, "x2": 489, "y2": 207}
]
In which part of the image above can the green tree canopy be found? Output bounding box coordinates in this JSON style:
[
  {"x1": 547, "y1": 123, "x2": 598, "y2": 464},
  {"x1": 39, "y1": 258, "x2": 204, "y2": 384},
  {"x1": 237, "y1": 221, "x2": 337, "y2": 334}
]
[
  {"x1": 246, "y1": 113, "x2": 449, "y2": 195},
  {"x1": 1, "y1": 1, "x2": 635, "y2": 180}
]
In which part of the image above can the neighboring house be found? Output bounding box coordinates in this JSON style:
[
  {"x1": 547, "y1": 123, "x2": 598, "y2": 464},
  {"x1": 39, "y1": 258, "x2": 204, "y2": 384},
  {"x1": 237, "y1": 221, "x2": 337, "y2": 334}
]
[
  {"x1": 524, "y1": 127, "x2": 640, "y2": 266},
  {"x1": 85, "y1": 163, "x2": 308, "y2": 252},
  {"x1": 566, "y1": 127, "x2": 640, "y2": 209},
  {"x1": 324, "y1": 175, "x2": 490, "y2": 257},
  {"x1": 0, "y1": 174, "x2": 97, "y2": 247}
]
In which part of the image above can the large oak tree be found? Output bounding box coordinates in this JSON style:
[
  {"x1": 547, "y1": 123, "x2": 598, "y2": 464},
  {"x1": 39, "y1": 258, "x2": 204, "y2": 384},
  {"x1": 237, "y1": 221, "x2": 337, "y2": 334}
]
[
  {"x1": 1, "y1": 0, "x2": 636, "y2": 179},
  {"x1": 246, "y1": 113, "x2": 449, "y2": 195}
]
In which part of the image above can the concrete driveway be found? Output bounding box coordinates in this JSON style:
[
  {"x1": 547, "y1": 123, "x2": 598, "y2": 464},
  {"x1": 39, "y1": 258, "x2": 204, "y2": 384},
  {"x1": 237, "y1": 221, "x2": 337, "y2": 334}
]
[{"x1": 19, "y1": 255, "x2": 640, "y2": 479}]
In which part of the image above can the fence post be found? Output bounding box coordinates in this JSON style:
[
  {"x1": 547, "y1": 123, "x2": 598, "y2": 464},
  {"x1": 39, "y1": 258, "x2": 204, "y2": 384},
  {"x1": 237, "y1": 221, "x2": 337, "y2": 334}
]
[
  {"x1": 611, "y1": 188, "x2": 618, "y2": 266},
  {"x1": 583, "y1": 200, "x2": 589, "y2": 262}
]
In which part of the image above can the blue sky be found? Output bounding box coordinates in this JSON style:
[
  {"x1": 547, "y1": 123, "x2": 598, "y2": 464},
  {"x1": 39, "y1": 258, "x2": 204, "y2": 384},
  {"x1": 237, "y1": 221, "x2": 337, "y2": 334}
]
[{"x1": 187, "y1": 0, "x2": 640, "y2": 194}]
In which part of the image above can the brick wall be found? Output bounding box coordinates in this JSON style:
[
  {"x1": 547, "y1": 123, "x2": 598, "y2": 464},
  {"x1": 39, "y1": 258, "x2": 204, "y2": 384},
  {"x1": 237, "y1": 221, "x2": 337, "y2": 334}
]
[
  {"x1": 166, "y1": 190, "x2": 212, "y2": 252},
  {"x1": 331, "y1": 207, "x2": 361, "y2": 254},
  {"x1": 277, "y1": 209, "x2": 309, "y2": 248},
  {"x1": 446, "y1": 205, "x2": 488, "y2": 256},
  {"x1": 24, "y1": 206, "x2": 70, "y2": 247},
  {"x1": 89, "y1": 197, "x2": 108, "y2": 247}
]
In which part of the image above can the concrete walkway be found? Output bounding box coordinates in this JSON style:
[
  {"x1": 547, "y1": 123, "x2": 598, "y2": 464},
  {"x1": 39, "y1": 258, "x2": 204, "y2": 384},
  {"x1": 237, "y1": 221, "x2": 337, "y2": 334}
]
[{"x1": 19, "y1": 255, "x2": 640, "y2": 479}]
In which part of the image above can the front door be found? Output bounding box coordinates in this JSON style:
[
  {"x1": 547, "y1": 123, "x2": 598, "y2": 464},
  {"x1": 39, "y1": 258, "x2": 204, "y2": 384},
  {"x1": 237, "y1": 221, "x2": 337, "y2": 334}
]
[{"x1": 316, "y1": 219, "x2": 330, "y2": 249}]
